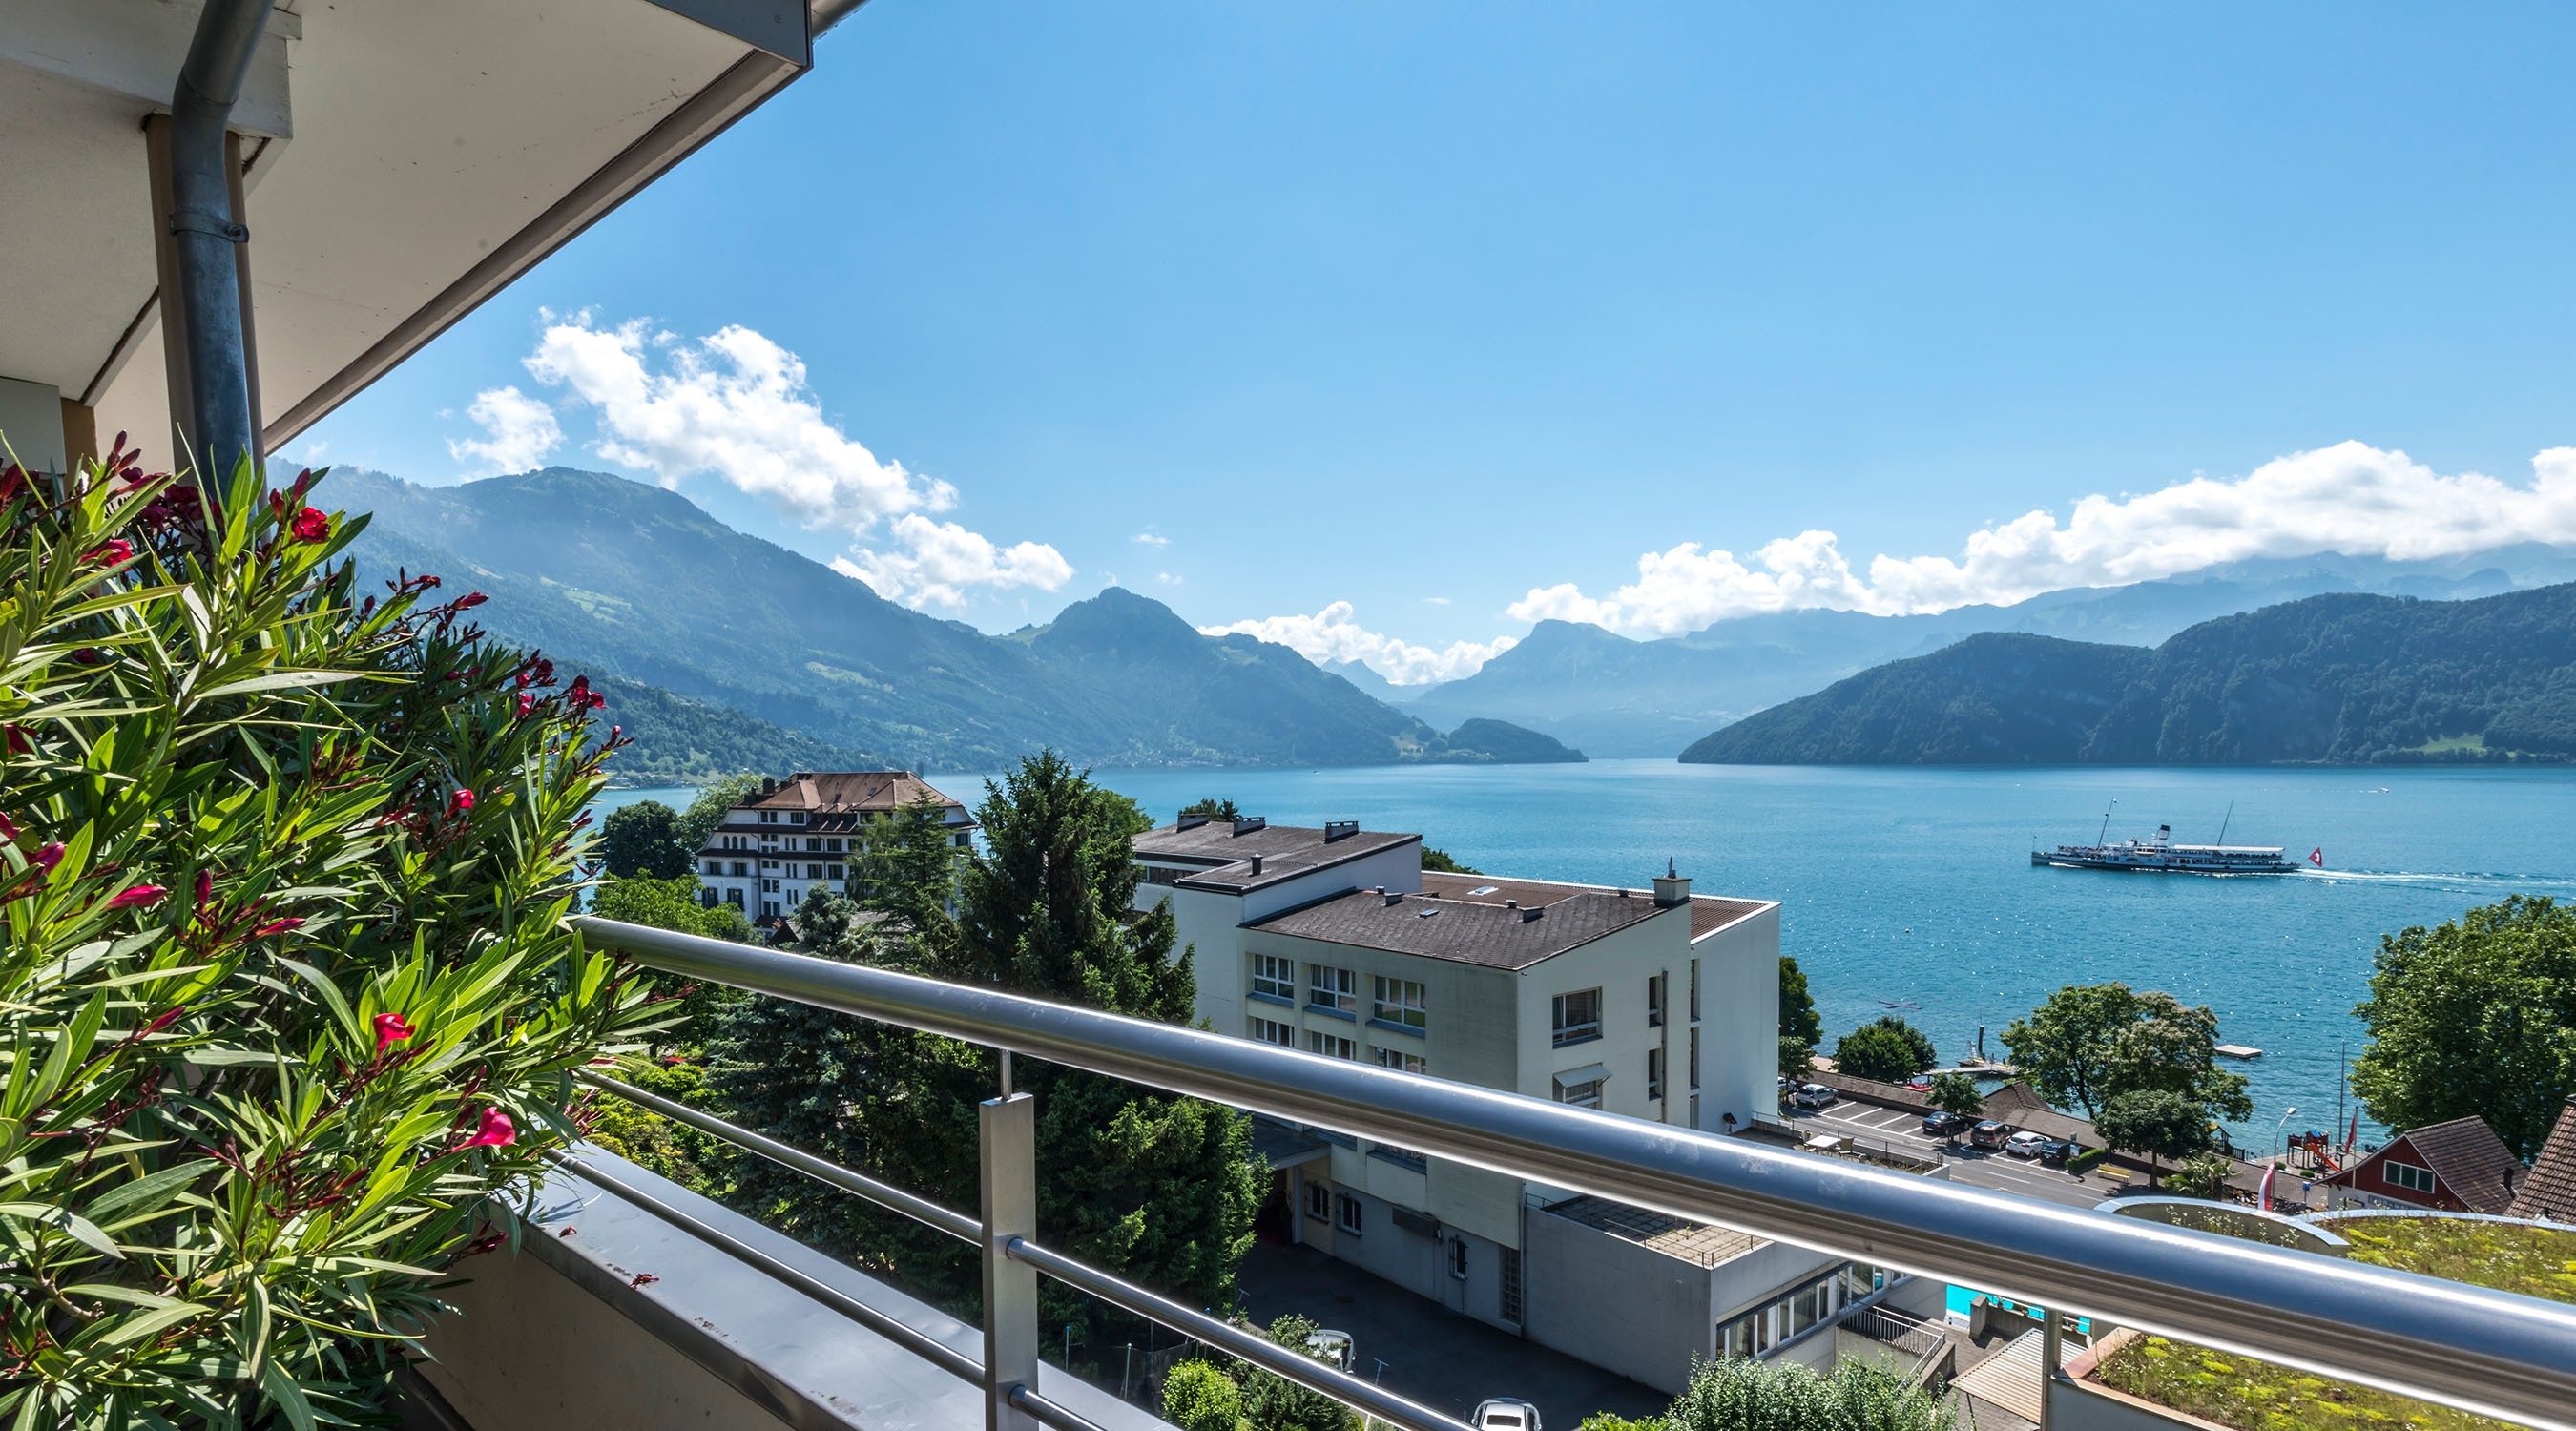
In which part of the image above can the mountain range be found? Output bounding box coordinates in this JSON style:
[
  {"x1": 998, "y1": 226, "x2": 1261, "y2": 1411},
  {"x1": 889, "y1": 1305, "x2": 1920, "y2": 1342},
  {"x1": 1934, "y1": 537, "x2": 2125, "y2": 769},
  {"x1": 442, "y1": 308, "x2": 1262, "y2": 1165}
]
[
  {"x1": 1404, "y1": 555, "x2": 2565, "y2": 757},
  {"x1": 1679, "y1": 584, "x2": 2576, "y2": 765},
  {"x1": 332, "y1": 467, "x2": 1582, "y2": 776}
]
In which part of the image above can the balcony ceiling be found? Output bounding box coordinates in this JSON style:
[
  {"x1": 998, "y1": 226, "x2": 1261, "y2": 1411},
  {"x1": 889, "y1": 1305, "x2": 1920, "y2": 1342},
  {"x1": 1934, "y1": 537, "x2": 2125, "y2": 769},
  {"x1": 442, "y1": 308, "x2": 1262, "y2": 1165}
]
[{"x1": 0, "y1": 0, "x2": 812, "y2": 462}]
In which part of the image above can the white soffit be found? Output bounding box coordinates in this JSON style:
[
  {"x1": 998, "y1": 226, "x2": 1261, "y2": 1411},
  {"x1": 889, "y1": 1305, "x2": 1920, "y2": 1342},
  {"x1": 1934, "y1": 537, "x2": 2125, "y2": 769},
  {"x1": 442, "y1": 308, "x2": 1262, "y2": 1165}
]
[{"x1": 0, "y1": 0, "x2": 813, "y2": 463}]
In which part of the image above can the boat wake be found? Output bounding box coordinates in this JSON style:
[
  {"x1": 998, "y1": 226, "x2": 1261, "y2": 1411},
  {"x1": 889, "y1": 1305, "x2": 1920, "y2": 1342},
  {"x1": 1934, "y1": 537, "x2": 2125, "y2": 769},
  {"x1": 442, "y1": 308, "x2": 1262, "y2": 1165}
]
[{"x1": 2300, "y1": 867, "x2": 2576, "y2": 895}]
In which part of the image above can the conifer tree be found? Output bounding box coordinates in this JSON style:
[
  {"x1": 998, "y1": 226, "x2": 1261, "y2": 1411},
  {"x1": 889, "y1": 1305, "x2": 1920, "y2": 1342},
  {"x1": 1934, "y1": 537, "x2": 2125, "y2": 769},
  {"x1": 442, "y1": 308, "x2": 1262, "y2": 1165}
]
[{"x1": 705, "y1": 752, "x2": 1258, "y2": 1339}]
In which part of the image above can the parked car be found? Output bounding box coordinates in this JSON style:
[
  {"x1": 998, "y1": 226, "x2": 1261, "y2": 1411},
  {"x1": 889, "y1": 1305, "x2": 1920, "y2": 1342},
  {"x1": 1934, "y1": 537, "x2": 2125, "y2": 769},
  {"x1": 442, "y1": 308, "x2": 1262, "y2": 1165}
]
[
  {"x1": 2038, "y1": 1139, "x2": 2079, "y2": 1168},
  {"x1": 2005, "y1": 1130, "x2": 2050, "y2": 1159},
  {"x1": 1797, "y1": 1083, "x2": 1838, "y2": 1109},
  {"x1": 1969, "y1": 1120, "x2": 2012, "y2": 1150},
  {"x1": 1303, "y1": 1330, "x2": 1354, "y2": 1372},
  {"x1": 1922, "y1": 1110, "x2": 1970, "y2": 1138},
  {"x1": 1474, "y1": 1400, "x2": 1542, "y2": 1431}
]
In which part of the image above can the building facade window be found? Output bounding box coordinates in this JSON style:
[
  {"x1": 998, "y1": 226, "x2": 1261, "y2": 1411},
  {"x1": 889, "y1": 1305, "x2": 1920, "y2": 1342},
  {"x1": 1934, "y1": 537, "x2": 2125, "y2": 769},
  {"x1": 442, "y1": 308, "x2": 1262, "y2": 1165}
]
[
  {"x1": 1647, "y1": 1047, "x2": 1667, "y2": 1101},
  {"x1": 731, "y1": 862, "x2": 748, "y2": 877},
  {"x1": 1249, "y1": 1017, "x2": 1294, "y2": 1047},
  {"x1": 1690, "y1": 1027, "x2": 1702, "y2": 1089},
  {"x1": 1309, "y1": 965, "x2": 1357, "y2": 1016},
  {"x1": 1690, "y1": 958, "x2": 1700, "y2": 1021},
  {"x1": 1252, "y1": 954, "x2": 1297, "y2": 1002},
  {"x1": 1336, "y1": 1192, "x2": 1362, "y2": 1235},
  {"x1": 724, "y1": 889, "x2": 744, "y2": 907},
  {"x1": 1305, "y1": 1178, "x2": 1330, "y2": 1221},
  {"x1": 758, "y1": 811, "x2": 777, "y2": 824},
  {"x1": 1551, "y1": 988, "x2": 1602, "y2": 1047},
  {"x1": 1557, "y1": 1076, "x2": 1603, "y2": 1109},
  {"x1": 1499, "y1": 1248, "x2": 1523, "y2": 1325},
  {"x1": 1371, "y1": 976, "x2": 1427, "y2": 1031},
  {"x1": 1448, "y1": 1237, "x2": 1468, "y2": 1280},
  {"x1": 1373, "y1": 1047, "x2": 1427, "y2": 1075},
  {"x1": 2386, "y1": 1160, "x2": 2437, "y2": 1193},
  {"x1": 761, "y1": 878, "x2": 779, "y2": 893},
  {"x1": 1308, "y1": 1032, "x2": 1356, "y2": 1060},
  {"x1": 825, "y1": 838, "x2": 842, "y2": 853},
  {"x1": 1647, "y1": 973, "x2": 1665, "y2": 1027},
  {"x1": 827, "y1": 864, "x2": 844, "y2": 880},
  {"x1": 705, "y1": 861, "x2": 722, "y2": 875},
  {"x1": 761, "y1": 901, "x2": 779, "y2": 918},
  {"x1": 1715, "y1": 1263, "x2": 1892, "y2": 1360}
]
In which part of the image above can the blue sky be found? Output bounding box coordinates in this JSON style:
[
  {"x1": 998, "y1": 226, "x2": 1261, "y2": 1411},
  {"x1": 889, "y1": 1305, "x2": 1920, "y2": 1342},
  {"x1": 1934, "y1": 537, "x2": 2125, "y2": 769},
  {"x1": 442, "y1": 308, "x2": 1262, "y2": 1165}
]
[{"x1": 299, "y1": 2, "x2": 2576, "y2": 682}]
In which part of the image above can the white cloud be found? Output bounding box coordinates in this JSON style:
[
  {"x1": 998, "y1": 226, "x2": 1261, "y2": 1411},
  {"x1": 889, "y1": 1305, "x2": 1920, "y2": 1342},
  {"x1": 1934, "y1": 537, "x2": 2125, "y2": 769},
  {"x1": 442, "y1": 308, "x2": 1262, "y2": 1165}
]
[
  {"x1": 835, "y1": 515, "x2": 1073, "y2": 612},
  {"x1": 447, "y1": 385, "x2": 562, "y2": 477},
  {"x1": 1201, "y1": 601, "x2": 1518, "y2": 685},
  {"x1": 1511, "y1": 442, "x2": 2576, "y2": 636},
  {"x1": 1155, "y1": 571, "x2": 1183, "y2": 586},
  {"x1": 524, "y1": 314, "x2": 954, "y2": 532},
  {"x1": 1132, "y1": 529, "x2": 1170, "y2": 547},
  {"x1": 522, "y1": 312, "x2": 1069, "y2": 609},
  {"x1": 1421, "y1": 595, "x2": 1452, "y2": 606}
]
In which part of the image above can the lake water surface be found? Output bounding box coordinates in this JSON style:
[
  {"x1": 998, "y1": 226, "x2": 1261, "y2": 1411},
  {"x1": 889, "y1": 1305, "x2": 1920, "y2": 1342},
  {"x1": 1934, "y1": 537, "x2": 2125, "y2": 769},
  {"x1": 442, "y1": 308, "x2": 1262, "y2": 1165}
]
[{"x1": 599, "y1": 761, "x2": 2576, "y2": 1146}]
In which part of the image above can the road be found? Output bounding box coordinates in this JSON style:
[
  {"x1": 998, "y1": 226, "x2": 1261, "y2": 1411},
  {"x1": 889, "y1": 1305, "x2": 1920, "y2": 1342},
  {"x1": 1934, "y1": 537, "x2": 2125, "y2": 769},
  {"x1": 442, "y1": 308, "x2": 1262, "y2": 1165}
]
[{"x1": 1781, "y1": 1101, "x2": 2118, "y2": 1210}]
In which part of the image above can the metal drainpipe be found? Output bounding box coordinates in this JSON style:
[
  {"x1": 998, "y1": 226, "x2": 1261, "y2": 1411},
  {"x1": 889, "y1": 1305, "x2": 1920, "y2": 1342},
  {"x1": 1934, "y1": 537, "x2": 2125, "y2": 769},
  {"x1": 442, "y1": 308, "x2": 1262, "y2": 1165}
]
[{"x1": 167, "y1": 0, "x2": 272, "y2": 503}]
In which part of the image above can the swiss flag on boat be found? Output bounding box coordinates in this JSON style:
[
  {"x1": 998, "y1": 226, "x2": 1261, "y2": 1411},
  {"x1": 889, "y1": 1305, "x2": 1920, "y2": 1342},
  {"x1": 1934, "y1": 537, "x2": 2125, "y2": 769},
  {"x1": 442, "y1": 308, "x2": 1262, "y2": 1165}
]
[{"x1": 2309, "y1": 848, "x2": 2325, "y2": 867}]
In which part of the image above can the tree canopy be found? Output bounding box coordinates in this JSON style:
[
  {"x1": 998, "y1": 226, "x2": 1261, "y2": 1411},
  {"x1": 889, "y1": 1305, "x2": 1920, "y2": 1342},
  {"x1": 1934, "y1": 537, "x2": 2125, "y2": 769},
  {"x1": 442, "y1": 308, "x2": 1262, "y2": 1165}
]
[
  {"x1": 1926, "y1": 1072, "x2": 1987, "y2": 1123},
  {"x1": 601, "y1": 798, "x2": 690, "y2": 879},
  {"x1": 1780, "y1": 956, "x2": 1824, "y2": 1048},
  {"x1": 1666, "y1": 1353, "x2": 1954, "y2": 1431},
  {"x1": 2352, "y1": 895, "x2": 2576, "y2": 1157},
  {"x1": 675, "y1": 773, "x2": 763, "y2": 856},
  {"x1": 2095, "y1": 1089, "x2": 2215, "y2": 1178},
  {"x1": 2004, "y1": 983, "x2": 2250, "y2": 1123},
  {"x1": 1421, "y1": 846, "x2": 1483, "y2": 875},
  {"x1": 1834, "y1": 1019, "x2": 1934, "y2": 1084},
  {"x1": 705, "y1": 751, "x2": 1258, "y2": 1342},
  {"x1": 1180, "y1": 797, "x2": 1242, "y2": 821}
]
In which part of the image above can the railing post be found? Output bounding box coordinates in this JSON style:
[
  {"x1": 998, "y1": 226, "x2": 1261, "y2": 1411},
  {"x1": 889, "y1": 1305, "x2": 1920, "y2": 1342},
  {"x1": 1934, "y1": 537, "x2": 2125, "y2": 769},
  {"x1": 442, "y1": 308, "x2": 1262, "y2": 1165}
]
[
  {"x1": 982, "y1": 1091, "x2": 1041, "y2": 1431},
  {"x1": 2040, "y1": 1305, "x2": 2063, "y2": 1430}
]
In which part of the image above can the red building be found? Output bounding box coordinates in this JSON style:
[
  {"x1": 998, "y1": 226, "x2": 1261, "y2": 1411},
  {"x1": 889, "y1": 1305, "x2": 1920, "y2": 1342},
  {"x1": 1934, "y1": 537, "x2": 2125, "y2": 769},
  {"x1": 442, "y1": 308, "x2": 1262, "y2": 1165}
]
[
  {"x1": 2510, "y1": 1098, "x2": 2576, "y2": 1223},
  {"x1": 2320, "y1": 1115, "x2": 2518, "y2": 1213}
]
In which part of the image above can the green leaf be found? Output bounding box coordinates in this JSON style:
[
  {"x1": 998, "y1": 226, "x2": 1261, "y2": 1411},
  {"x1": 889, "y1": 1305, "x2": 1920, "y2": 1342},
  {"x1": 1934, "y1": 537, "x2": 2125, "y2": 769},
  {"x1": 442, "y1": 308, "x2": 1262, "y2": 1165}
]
[
  {"x1": 260, "y1": 1352, "x2": 320, "y2": 1431},
  {"x1": 273, "y1": 957, "x2": 364, "y2": 1050},
  {"x1": 191, "y1": 668, "x2": 366, "y2": 702},
  {"x1": 0, "y1": 1202, "x2": 123, "y2": 1260},
  {"x1": 83, "y1": 1158, "x2": 216, "y2": 1222}
]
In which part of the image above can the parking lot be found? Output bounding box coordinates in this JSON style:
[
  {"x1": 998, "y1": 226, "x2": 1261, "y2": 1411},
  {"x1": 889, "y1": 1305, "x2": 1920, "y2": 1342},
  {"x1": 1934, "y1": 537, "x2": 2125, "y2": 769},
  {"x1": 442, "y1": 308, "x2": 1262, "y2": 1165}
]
[{"x1": 1781, "y1": 1099, "x2": 2120, "y2": 1209}]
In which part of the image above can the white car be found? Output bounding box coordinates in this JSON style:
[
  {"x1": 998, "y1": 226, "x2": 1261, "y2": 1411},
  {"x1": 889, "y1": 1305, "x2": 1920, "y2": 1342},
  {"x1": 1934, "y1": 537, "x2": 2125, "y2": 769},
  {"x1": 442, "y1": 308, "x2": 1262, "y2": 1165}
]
[
  {"x1": 1474, "y1": 1400, "x2": 1542, "y2": 1431},
  {"x1": 1796, "y1": 1083, "x2": 1838, "y2": 1109},
  {"x1": 2005, "y1": 1130, "x2": 2050, "y2": 1159},
  {"x1": 1303, "y1": 1329, "x2": 1354, "y2": 1372}
]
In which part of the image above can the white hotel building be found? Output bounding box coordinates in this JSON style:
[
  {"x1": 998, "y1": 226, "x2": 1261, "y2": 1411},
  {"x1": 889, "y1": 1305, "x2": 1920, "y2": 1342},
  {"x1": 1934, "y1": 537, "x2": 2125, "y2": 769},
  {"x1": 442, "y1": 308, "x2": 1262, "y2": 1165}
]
[{"x1": 694, "y1": 772, "x2": 973, "y2": 922}]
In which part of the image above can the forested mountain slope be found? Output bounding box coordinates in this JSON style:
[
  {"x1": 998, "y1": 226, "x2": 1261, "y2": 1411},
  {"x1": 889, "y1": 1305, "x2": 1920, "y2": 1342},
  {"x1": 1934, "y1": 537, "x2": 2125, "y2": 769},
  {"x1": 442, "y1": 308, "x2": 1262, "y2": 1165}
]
[
  {"x1": 1681, "y1": 585, "x2": 2576, "y2": 765},
  {"x1": 336, "y1": 467, "x2": 1578, "y2": 771}
]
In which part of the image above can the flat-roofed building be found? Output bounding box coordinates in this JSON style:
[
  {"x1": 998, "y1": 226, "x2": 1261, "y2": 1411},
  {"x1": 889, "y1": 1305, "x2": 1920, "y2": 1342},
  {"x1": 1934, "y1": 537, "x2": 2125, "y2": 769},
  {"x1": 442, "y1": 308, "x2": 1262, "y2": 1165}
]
[{"x1": 696, "y1": 771, "x2": 973, "y2": 923}]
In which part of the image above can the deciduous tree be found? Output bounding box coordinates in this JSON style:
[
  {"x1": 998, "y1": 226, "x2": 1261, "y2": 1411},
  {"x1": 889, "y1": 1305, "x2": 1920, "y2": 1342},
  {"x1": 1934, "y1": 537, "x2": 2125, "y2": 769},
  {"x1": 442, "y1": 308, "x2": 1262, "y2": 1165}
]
[
  {"x1": 2352, "y1": 895, "x2": 2576, "y2": 1158},
  {"x1": 602, "y1": 798, "x2": 689, "y2": 878},
  {"x1": 1779, "y1": 956, "x2": 1823, "y2": 1049},
  {"x1": 2095, "y1": 1089, "x2": 2213, "y2": 1183},
  {"x1": 675, "y1": 773, "x2": 764, "y2": 856},
  {"x1": 2003, "y1": 984, "x2": 2137, "y2": 1119},
  {"x1": 1926, "y1": 1072, "x2": 1987, "y2": 1126},
  {"x1": 1834, "y1": 1022, "x2": 1928, "y2": 1085}
]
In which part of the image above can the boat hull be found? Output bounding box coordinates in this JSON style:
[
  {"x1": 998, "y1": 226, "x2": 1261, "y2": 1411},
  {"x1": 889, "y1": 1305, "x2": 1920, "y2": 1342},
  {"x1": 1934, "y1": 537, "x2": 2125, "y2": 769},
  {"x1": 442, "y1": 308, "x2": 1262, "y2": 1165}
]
[{"x1": 2031, "y1": 850, "x2": 2302, "y2": 875}]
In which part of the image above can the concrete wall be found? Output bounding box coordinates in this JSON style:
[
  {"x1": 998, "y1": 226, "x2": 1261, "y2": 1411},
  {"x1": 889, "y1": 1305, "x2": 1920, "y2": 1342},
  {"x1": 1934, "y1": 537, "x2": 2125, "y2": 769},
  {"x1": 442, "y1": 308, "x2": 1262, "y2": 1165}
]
[
  {"x1": 1522, "y1": 1203, "x2": 1714, "y2": 1396},
  {"x1": 1514, "y1": 905, "x2": 1692, "y2": 1120},
  {"x1": 1692, "y1": 905, "x2": 1778, "y2": 1136}
]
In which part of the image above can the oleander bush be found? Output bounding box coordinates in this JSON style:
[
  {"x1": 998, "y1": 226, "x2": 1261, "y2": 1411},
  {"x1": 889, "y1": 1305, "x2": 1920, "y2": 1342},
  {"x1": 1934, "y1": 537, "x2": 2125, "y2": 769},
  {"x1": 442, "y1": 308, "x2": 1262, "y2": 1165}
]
[{"x1": 0, "y1": 447, "x2": 662, "y2": 1427}]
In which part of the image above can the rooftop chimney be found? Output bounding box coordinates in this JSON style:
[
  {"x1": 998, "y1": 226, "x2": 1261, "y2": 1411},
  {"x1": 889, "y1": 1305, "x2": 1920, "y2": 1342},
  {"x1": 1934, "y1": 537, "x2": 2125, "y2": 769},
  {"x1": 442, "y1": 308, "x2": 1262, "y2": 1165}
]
[
  {"x1": 1384, "y1": 891, "x2": 1404, "y2": 907},
  {"x1": 1249, "y1": 854, "x2": 1264, "y2": 877},
  {"x1": 1323, "y1": 819, "x2": 1359, "y2": 843},
  {"x1": 1521, "y1": 905, "x2": 1544, "y2": 923},
  {"x1": 1504, "y1": 899, "x2": 1517, "y2": 909},
  {"x1": 1232, "y1": 816, "x2": 1266, "y2": 837},
  {"x1": 1175, "y1": 812, "x2": 1209, "y2": 832},
  {"x1": 1653, "y1": 859, "x2": 1691, "y2": 908}
]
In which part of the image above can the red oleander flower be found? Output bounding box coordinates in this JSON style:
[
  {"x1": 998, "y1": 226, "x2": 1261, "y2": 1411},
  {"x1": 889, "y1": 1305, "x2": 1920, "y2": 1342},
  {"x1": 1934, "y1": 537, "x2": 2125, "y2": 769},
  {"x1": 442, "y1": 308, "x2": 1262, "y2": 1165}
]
[
  {"x1": 196, "y1": 869, "x2": 215, "y2": 908},
  {"x1": 464, "y1": 1108, "x2": 516, "y2": 1149},
  {"x1": 458, "y1": 591, "x2": 488, "y2": 609},
  {"x1": 253, "y1": 917, "x2": 304, "y2": 937},
  {"x1": 31, "y1": 842, "x2": 63, "y2": 874},
  {"x1": 3, "y1": 725, "x2": 26, "y2": 755},
  {"x1": 85, "y1": 539, "x2": 134, "y2": 567},
  {"x1": 449, "y1": 789, "x2": 475, "y2": 816},
  {"x1": 0, "y1": 464, "x2": 24, "y2": 503},
  {"x1": 290, "y1": 507, "x2": 330, "y2": 543},
  {"x1": 373, "y1": 1012, "x2": 416, "y2": 1050},
  {"x1": 516, "y1": 693, "x2": 535, "y2": 716},
  {"x1": 106, "y1": 884, "x2": 167, "y2": 910},
  {"x1": 0, "y1": 812, "x2": 16, "y2": 840}
]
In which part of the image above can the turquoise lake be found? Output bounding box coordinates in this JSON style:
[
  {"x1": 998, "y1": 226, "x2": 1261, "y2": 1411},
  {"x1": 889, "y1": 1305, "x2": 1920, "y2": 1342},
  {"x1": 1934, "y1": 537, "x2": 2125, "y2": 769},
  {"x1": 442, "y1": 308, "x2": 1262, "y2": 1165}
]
[{"x1": 597, "y1": 761, "x2": 2576, "y2": 1146}]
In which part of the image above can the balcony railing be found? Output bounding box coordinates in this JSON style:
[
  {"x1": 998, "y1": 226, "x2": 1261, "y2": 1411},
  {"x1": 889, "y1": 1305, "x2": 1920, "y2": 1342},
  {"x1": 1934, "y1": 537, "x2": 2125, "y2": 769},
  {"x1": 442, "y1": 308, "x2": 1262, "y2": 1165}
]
[{"x1": 568, "y1": 915, "x2": 2576, "y2": 1431}]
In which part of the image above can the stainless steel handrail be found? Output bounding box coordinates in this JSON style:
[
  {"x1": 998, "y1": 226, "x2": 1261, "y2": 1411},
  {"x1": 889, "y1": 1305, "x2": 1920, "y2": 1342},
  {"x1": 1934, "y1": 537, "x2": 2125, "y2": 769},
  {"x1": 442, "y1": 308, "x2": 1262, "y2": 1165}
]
[
  {"x1": 571, "y1": 1071, "x2": 1471, "y2": 1431},
  {"x1": 579, "y1": 1070, "x2": 980, "y2": 1242},
  {"x1": 571, "y1": 915, "x2": 2576, "y2": 1431}
]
